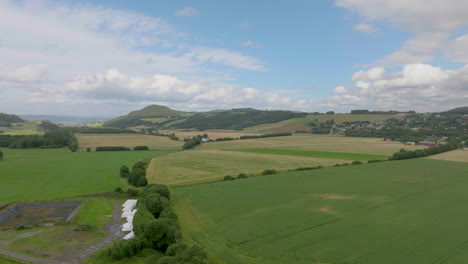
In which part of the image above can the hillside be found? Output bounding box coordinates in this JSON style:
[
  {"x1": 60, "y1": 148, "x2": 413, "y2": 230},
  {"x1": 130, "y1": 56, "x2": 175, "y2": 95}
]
[
  {"x1": 103, "y1": 105, "x2": 189, "y2": 128},
  {"x1": 0, "y1": 113, "x2": 25, "y2": 127},
  {"x1": 443, "y1": 106, "x2": 468, "y2": 114}
]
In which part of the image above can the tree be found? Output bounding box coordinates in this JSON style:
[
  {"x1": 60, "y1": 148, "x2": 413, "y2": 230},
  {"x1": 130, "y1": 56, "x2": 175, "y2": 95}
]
[
  {"x1": 120, "y1": 165, "x2": 130, "y2": 178},
  {"x1": 0, "y1": 149, "x2": 3, "y2": 160},
  {"x1": 143, "y1": 184, "x2": 171, "y2": 199},
  {"x1": 145, "y1": 193, "x2": 169, "y2": 218},
  {"x1": 144, "y1": 218, "x2": 181, "y2": 250}
]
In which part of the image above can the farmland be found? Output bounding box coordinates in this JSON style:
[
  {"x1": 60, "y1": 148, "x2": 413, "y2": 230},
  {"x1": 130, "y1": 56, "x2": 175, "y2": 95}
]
[
  {"x1": 173, "y1": 159, "x2": 468, "y2": 264},
  {"x1": 244, "y1": 114, "x2": 398, "y2": 133},
  {"x1": 230, "y1": 148, "x2": 388, "y2": 161},
  {"x1": 0, "y1": 121, "x2": 43, "y2": 135},
  {"x1": 157, "y1": 129, "x2": 260, "y2": 140},
  {"x1": 198, "y1": 134, "x2": 424, "y2": 155},
  {"x1": 147, "y1": 149, "x2": 348, "y2": 185},
  {"x1": 0, "y1": 148, "x2": 175, "y2": 202},
  {"x1": 75, "y1": 133, "x2": 183, "y2": 151},
  {"x1": 426, "y1": 149, "x2": 468, "y2": 163}
]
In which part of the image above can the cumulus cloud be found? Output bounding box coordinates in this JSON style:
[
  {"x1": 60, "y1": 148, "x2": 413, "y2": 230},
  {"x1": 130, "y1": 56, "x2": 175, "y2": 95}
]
[
  {"x1": 174, "y1": 7, "x2": 199, "y2": 17},
  {"x1": 353, "y1": 23, "x2": 379, "y2": 33},
  {"x1": 326, "y1": 63, "x2": 468, "y2": 112},
  {"x1": 351, "y1": 67, "x2": 385, "y2": 81},
  {"x1": 241, "y1": 40, "x2": 263, "y2": 48},
  {"x1": 187, "y1": 47, "x2": 268, "y2": 71},
  {"x1": 0, "y1": 64, "x2": 48, "y2": 82}
]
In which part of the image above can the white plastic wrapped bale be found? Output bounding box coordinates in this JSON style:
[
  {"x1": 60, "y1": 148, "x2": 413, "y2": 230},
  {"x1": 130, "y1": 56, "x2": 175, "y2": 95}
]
[
  {"x1": 123, "y1": 231, "x2": 135, "y2": 240},
  {"x1": 121, "y1": 210, "x2": 131, "y2": 218},
  {"x1": 122, "y1": 199, "x2": 137, "y2": 211},
  {"x1": 125, "y1": 209, "x2": 138, "y2": 222},
  {"x1": 122, "y1": 222, "x2": 133, "y2": 232}
]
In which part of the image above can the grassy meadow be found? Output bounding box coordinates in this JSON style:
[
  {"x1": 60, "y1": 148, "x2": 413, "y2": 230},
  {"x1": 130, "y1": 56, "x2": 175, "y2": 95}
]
[
  {"x1": 0, "y1": 148, "x2": 175, "y2": 202},
  {"x1": 173, "y1": 159, "x2": 468, "y2": 264},
  {"x1": 75, "y1": 133, "x2": 183, "y2": 151},
  {"x1": 230, "y1": 148, "x2": 388, "y2": 161},
  {"x1": 0, "y1": 121, "x2": 43, "y2": 135},
  {"x1": 198, "y1": 134, "x2": 424, "y2": 155},
  {"x1": 147, "y1": 150, "x2": 348, "y2": 185}
]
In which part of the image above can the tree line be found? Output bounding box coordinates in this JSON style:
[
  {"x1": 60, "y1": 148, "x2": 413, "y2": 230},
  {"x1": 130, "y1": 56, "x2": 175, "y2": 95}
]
[
  {"x1": 96, "y1": 184, "x2": 209, "y2": 264},
  {"x1": 389, "y1": 142, "x2": 461, "y2": 160}
]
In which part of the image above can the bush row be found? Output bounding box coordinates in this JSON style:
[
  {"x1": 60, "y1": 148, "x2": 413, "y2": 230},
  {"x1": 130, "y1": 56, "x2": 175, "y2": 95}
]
[
  {"x1": 96, "y1": 146, "x2": 131, "y2": 151},
  {"x1": 389, "y1": 142, "x2": 460, "y2": 160}
]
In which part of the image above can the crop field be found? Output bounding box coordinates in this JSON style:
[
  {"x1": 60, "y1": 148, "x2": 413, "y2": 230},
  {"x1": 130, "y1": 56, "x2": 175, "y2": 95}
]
[
  {"x1": 0, "y1": 148, "x2": 175, "y2": 202},
  {"x1": 426, "y1": 149, "x2": 468, "y2": 163},
  {"x1": 75, "y1": 133, "x2": 183, "y2": 151},
  {"x1": 230, "y1": 148, "x2": 388, "y2": 161},
  {"x1": 147, "y1": 150, "x2": 348, "y2": 185},
  {"x1": 198, "y1": 134, "x2": 424, "y2": 155},
  {"x1": 245, "y1": 114, "x2": 398, "y2": 133},
  {"x1": 157, "y1": 130, "x2": 260, "y2": 140},
  {"x1": 173, "y1": 159, "x2": 468, "y2": 264}
]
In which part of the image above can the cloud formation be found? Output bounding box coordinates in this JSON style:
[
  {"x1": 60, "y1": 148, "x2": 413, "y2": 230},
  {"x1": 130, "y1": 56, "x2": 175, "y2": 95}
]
[
  {"x1": 326, "y1": 63, "x2": 468, "y2": 112},
  {"x1": 241, "y1": 40, "x2": 263, "y2": 48},
  {"x1": 175, "y1": 7, "x2": 199, "y2": 17},
  {"x1": 0, "y1": 64, "x2": 49, "y2": 82},
  {"x1": 353, "y1": 23, "x2": 379, "y2": 33}
]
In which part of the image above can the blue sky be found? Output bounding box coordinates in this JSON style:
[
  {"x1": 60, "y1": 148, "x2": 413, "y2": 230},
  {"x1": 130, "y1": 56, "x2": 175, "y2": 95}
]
[{"x1": 0, "y1": 0, "x2": 467, "y2": 115}]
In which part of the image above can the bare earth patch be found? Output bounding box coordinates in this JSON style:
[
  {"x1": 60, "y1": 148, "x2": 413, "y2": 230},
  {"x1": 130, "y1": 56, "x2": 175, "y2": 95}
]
[
  {"x1": 319, "y1": 207, "x2": 331, "y2": 212},
  {"x1": 324, "y1": 195, "x2": 355, "y2": 200}
]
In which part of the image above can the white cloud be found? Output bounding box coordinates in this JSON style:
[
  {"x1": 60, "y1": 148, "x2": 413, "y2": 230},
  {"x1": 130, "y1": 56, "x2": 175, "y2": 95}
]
[
  {"x1": 351, "y1": 67, "x2": 385, "y2": 81},
  {"x1": 234, "y1": 21, "x2": 249, "y2": 30},
  {"x1": 353, "y1": 23, "x2": 379, "y2": 33},
  {"x1": 175, "y1": 7, "x2": 199, "y2": 17},
  {"x1": 335, "y1": 0, "x2": 468, "y2": 33},
  {"x1": 326, "y1": 63, "x2": 468, "y2": 112},
  {"x1": 0, "y1": 64, "x2": 48, "y2": 82},
  {"x1": 446, "y1": 33, "x2": 468, "y2": 62},
  {"x1": 187, "y1": 47, "x2": 268, "y2": 71},
  {"x1": 241, "y1": 40, "x2": 263, "y2": 48},
  {"x1": 333, "y1": 86, "x2": 347, "y2": 94}
]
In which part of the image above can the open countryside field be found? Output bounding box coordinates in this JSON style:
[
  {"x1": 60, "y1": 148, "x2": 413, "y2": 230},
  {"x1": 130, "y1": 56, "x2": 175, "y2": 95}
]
[
  {"x1": 0, "y1": 148, "x2": 175, "y2": 202},
  {"x1": 426, "y1": 149, "x2": 468, "y2": 163},
  {"x1": 157, "y1": 130, "x2": 260, "y2": 140},
  {"x1": 198, "y1": 134, "x2": 424, "y2": 155},
  {"x1": 0, "y1": 121, "x2": 43, "y2": 135},
  {"x1": 147, "y1": 150, "x2": 348, "y2": 185},
  {"x1": 244, "y1": 114, "x2": 398, "y2": 133},
  {"x1": 173, "y1": 159, "x2": 468, "y2": 264},
  {"x1": 231, "y1": 148, "x2": 388, "y2": 161},
  {"x1": 75, "y1": 133, "x2": 183, "y2": 151}
]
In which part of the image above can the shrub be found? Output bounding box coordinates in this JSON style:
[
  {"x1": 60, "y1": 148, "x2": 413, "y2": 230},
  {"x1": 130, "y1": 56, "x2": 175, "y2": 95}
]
[
  {"x1": 96, "y1": 146, "x2": 131, "y2": 151},
  {"x1": 262, "y1": 169, "x2": 277, "y2": 175},
  {"x1": 86, "y1": 147, "x2": 91, "y2": 152},
  {"x1": 334, "y1": 164, "x2": 341, "y2": 167},
  {"x1": 134, "y1": 145, "x2": 149, "y2": 151},
  {"x1": 127, "y1": 188, "x2": 139, "y2": 197},
  {"x1": 114, "y1": 187, "x2": 124, "y2": 193},
  {"x1": 120, "y1": 165, "x2": 130, "y2": 178},
  {"x1": 143, "y1": 184, "x2": 171, "y2": 199},
  {"x1": 351, "y1": 160, "x2": 362, "y2": 165},
  {"x1": 223, "y1": 175, "x2": 235, "y2": 181},
  {"x1": 368, "y1": 159, "x2": 384, "y2": 163},
  {"x1": 145, "y1": 193, "x2": 169, "y2": 218},
  {"x1": 237, "y1": 173, "x2": 248, "y2": 179},
  {"x1": 342, "y1": 163, "x2": 349, "y2": 166}
]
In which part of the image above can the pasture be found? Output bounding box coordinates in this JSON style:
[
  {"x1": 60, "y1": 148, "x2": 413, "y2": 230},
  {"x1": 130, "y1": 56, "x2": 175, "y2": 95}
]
[
  {"x1": 147, "y1": 149, "x2": 348, "y2": 185},
  {"x1": 198, "y1": 134, "x2": 424, "y2": 155},
  {"x1": 75, "y1": 133, "x2": 183, "y2": 151},
  {"x1": 173, "y1": 159, "x2": 468, "y2": 264},
  {"x1": 0, "y1": 121, "x2": 43, "y2": 135},
  {"x1": 230, "y1": 148, "x2": 388, "y2": 161},
  {"x1": 244, "y1": 114, "x2": 397, "y2": 133},
  {"x1": 0, "y1": 148, "x2": 175, "y2": 202},
  {"x1": 426, "y1": 149, "x2": 468, "y2": 163}
]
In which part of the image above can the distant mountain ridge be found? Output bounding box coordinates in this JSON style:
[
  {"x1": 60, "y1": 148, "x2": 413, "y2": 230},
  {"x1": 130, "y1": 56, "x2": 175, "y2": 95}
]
[
  {"x1": 126, "y1": 105, "x2": 187, "y2": 117},
  {"x1": 0, "y1": 113, "x2": 25, "y2": 127},
  {"x1": 443, "y1": 106, "x2": 468, "y2": 114}
]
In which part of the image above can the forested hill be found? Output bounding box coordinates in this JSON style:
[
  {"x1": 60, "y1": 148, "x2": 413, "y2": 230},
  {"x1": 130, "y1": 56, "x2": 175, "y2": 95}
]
[
  {"x1": 173, "y1": 108, "x2": 306, "y2": 130},
  {"x1": 444, "y1": 106, "x2": 468, "y2": 114},
  {"x1": 103, "y1": 105, "x2": 188, "y2": 128},
  {"x1": 0, "y1": 113, "x2": 25, "y2": 126}
]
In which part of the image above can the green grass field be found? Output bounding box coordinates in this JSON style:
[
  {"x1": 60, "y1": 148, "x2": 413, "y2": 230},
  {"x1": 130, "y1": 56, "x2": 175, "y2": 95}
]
[
  {"x1": 75, "y1": 200, "x2": 114, "y2": 230},
  {"x1": 230, "y1": 148, "x2": 388, "y2": 161},
  {"x1": 0, "y1": 148, "x2": 175, "y2": 202},
  {"x1": 173, "y1": 159, "x2": 468, "y2": 264},
  {"x1": 147, "y1": 150, "x2": 348, "y2": 185},
  {"x1": 198, "y1": 134, "x2": 423, "y2": 155},
  {"x1": 0, "y1": 121, "x2": 43, "y2": 135}
]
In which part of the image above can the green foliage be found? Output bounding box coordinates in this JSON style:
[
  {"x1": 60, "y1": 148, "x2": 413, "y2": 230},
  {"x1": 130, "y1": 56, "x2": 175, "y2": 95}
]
[
  {"x1": 134, "y1": 145, "x2": 149, "y2": 151},
  {"x1": 120, "y1": 165, "x2": 130, "y2": 177},
  {"x1": 144, "y1": 184, "x2": 171, "y2": 199},
  {"x1": 0, "y1": 149, "x2": 3, "y2": 160},
  {"x1": 223, "y1": 175, "x2": 235, "y2": 181},
  {"x1": 128, "y1": 160, "x2": 149, "y2": 187},
  {"x1": 96, "y1": 146, "x2": 131, "y2": 151},
  {"x1": 37, "y1": 120, "x2": 60, "y2": 131},
  {"x1": 237, "y1": 173, "x2": 248, "y2": 179},
  {"x1": 0, "y1": 113, "x2": 24, "y2": 127},
  {"x1": 351, "y1": 160, "x2": 362, "y2": 165},
  {"x1": 262, "y1": 169, "x2": 277, "y2": 175},
  {"x1": 145, "y1": 193, "x2": 170, "y2": 218},
  {"x1": 144, "y1": 218, "x2": 181, "y2": 250},
  {"x1": 296, "y1": 166, "x2": 323, "y2": 171},
  {"x1": 368, "y1": 159, "x2": 384, "y2": 163},
  {"x1": 183, "y1": 137, "x2": 202, "y2": 149},
  {"x1": 157, "y1": 245, "x2": 209, "y2": 264},
  {"x1": 114, "y1": 187, "x2": 124, "y2": 193},
  {"x1": 127, "y1": 188, "x2": 140, "y2": 197},
  {"x1": 73, "y1": 223, "x2": 94, "y2": 231},
  {"x1": 389, "y1": 143, "x2": 460, "y2": 161},
  {"x1": 86, "y1": 147, "x2": 91, "y2": 152}
]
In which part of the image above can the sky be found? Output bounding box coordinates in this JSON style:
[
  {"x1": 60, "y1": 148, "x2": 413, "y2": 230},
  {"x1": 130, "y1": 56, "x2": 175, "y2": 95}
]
[{"x1": 0, "y1": 0, "x2": 467, "y2": 116}]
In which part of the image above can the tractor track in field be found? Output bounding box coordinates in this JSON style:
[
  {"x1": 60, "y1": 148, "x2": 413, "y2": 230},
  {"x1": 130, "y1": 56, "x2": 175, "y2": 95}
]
[{"x1": 0, "y1": 201, "x2": 123, "y2": 264}]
